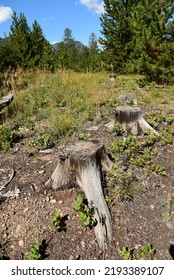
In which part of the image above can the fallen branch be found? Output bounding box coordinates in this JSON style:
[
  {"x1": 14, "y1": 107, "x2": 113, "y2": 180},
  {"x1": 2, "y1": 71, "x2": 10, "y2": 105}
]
[{"x1": 0, "y1": 91, "x2": 14, "y2": 111}]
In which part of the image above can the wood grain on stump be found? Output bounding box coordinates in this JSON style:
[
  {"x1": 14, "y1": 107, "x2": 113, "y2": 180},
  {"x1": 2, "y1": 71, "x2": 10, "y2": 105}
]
[{"x1": 46, "y1": 140, "x2": 113, "y2": 249}]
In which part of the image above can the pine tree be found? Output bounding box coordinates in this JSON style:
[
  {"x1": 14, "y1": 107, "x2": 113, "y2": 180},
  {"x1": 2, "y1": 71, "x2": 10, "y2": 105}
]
[
  {"x1": 100, "y1": 0, "x2": 174, "y2": 83},
  {"x1": 30, "y1": 20, "x2": 53, "y2": 70},
  {"x1": 88, "y1": 33, "x2": 101, "y2": 72},
  {"x1": 0, "y1": 37, "x2": 14, "y2": 71},
  {"x1": 99, "y1": 0, "x2": 134, "y2": 72},
  {"x1": 9, "y1": 12, "x2": 31, "y2": 69},
  {"x1": 128, "y1": 0, "x2": 174, "y2": 82},
  {"x1": 55, "y1": 28, "x2": 81, "y2": 70}
]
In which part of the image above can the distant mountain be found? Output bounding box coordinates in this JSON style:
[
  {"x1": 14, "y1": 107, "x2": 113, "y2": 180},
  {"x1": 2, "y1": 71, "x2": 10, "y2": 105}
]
[
  {"x1": 51, "y1": 40, "x2": 85, "y2": 51},
  {"x1": 0, "y1": 36, "x2": 85, "y2": 52}
]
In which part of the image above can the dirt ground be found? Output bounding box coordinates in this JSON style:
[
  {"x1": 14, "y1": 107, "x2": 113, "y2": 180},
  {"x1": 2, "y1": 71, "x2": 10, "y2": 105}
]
[{"x1": 0, "y1": 121, "x2": 174, "y2": 260}]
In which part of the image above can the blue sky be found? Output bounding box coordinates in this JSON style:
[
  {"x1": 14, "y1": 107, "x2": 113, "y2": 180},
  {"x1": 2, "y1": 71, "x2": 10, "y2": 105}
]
[{"x1": 0, "y1": 1, "x2": 104, "y2": 45}]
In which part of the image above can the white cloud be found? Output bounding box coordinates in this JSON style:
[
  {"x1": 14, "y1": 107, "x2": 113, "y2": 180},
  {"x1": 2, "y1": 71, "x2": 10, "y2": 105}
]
[
  {"x1": 80, "y1": 0, "x2": 104, "y2": 14},
  {"x1": 0, "y1": 6, "x2": 13, "y2": 24}
]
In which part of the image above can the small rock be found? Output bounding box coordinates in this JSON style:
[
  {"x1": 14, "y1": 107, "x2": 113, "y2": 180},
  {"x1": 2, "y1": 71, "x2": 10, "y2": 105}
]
[
  {"x1": 150, "y1": 204, "x2": 155, "y2": 210},
  {"x1": 58, "y1": 200, "x2": 63, "y2": 205},
  {"x1": 38, "y1": 170, "x2": 45, "y2": 175},
  {"x1": 23, "y1": 207, "x2": 28, "y2": 213},
  {"x1": 46, "y1": 196, "x2": 50, "y2": 202},
  {"x1": 16, "y1": 224, "x2": 22, "y2": 234},
  {"x1": 19, "y1": 239, "x2": 24, "y2": 247},
  {"x1": 80, "y1": 240, "x2": 85, "y2": 248},
  {"x1": 50, "y1": 199, "x2": 56, "y2": 204}
]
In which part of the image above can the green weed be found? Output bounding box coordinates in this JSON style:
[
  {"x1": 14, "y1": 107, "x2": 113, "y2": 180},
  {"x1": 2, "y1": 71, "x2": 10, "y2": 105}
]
[
  {"x1": 26, "y1": 240, "x2": 41, "y2": 260},
  {"x1": 0, "y1": 125, "x2": 20, "y2": 151},
  {"x1": 135, "y1": 243, "x2": 156, "y2": 260},
  {"x1": 119, "y1": 246, "x2": 133, "y2": 260},
  {"x1": 50, "y1": 210, "x2": 63, "y2": 231},
  {"x1": 74, "y1": 194, "x2": 97, "y2": 228},
  {"x1": 119, "y1": 243, "x2": 156, "y2": 260}
]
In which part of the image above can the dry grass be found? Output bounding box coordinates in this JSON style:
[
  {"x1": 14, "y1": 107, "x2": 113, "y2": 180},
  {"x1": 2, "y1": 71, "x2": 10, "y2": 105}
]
[{"x1": 0, "y1": 70, "x2": 174, "y2": 147}]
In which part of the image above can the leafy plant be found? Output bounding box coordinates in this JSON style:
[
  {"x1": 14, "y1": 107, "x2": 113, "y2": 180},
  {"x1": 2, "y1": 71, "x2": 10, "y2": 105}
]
[
  {"x1": 26, "y1": 240, "x2": 41, "y2": 260},
  {"x1": 113, "y1": 124, "x2": 124, "y2": 136},
  {"x1": 161, "y1": 212, "x2": 172, "y2": 223},
  {"x1": 108, "y1": 163, "x2": 141, "y2": 201},
  {"x1": 151, "y1": 163, "x2": 166, "y2": 176},
  {"x1": 51, "y1": 210, "x2": 61, "y2": 231},
  {"x1": 119, "y1": 246, "x2": 133, "y2": 260},
  {"x1": 119, "y1": 243, "x2": 156, "y2": 260},
  {"x1": 74, "y1": 194, "x2": 97, "y2": 228},
  {"x1": 37, "y1": 133, "x2": 54, "y2": 149},
  {"x1": 0, "y1": 125, "x2": 20, "y2": 151},
  {"x1": 135, "y1": 243, "x2": 156, "y2": 260}
]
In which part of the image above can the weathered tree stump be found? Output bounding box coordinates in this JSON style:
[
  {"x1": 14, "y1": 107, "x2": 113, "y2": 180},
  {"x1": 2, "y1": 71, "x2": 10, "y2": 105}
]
[
  {"x1": 0, "y1": 91, "x2": 14, "y2": 111},
  {"x1": 46, "y1": 140, "x2": 113, "y2": 250},
  {"x1": 105, "y1": 105, "x2": 158, "y2": 135},
  {"x1": 109, "y1": 74, "x2": 116, "y2": 81}
]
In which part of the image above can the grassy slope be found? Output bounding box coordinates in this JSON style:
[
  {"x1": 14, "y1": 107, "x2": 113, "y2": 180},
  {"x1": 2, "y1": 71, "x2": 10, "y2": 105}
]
[{"x1": 0, "y1": 70, "x2": 174, "y2": 148}]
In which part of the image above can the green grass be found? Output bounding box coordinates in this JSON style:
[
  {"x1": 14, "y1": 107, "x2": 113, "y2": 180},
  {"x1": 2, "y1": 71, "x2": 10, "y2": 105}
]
[{"x1": 0, "y1": 70, "x2": 174, "y2": 149}]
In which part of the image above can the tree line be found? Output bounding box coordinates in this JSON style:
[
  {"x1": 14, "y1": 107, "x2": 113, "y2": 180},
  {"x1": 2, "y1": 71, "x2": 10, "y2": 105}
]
[
  {"x1": 0, "y1": 1, "x2": 174, "y2": 84},
  {"x1": 0, "y1": 12, "x2": 102, "y2": 73}
]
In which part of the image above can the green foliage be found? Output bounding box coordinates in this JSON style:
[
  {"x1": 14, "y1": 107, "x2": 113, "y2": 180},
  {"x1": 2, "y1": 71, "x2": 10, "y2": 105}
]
[
  {"x1": 26, "y1": 240, "x2": 41, "y2": 260},
  {"x1": 74, "y1": 194, "x2": 97, "y2": 228},
  {"x1": 151, "y1": 163, "x2": 166, "y2": 176},
  {"x1": 100, "y1": 0, "x2": 174, "y2": 83},
  {"x1": 119, "y1": 243, "x2": 156, "y2": 260},
  {"x1": 54, "y1": 29, "x2": 101, "y2": 72},
  {"x1": 36, "y1": 133, "x2": 54, "y2": 149},
  {"x1": 113, "y1": 124, "x2": 124, "y2": 136},
  {"x1": 135, "y1": 243, "x2": 156, "y2": 260},
  {"x1": 0, "y1": 125, "x2": 19, "y2": 151},
  {"x1": 51, "y1": 210, "x2": 61, "y2": 231},
  {"x1": 119, "y1": 246, "x2": 133, "y2": 260},
  {"x1": 0, "y1": 12, "x2": 53, "y2": 71},
  {"x1": 108, "y1": 163, "x2": 141, "y2": 201}
]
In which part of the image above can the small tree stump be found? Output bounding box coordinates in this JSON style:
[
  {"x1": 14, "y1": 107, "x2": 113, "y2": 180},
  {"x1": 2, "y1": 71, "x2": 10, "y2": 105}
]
[
  {"x1": 109, "y1": 74, "x2": 116, "y2": 81},
  {"x1": 0, "y1": 91, "x2": 14, "y2": 111},
  {"x1": 46, "y1": 140, "x2": 113, "y2": 250},
  {"x1": 105, "y1": 105, "x2": 158, "y2": 135}
]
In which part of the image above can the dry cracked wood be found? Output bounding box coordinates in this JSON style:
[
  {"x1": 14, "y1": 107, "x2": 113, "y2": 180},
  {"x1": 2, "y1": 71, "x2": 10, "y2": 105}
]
[{"x1": 46, "y1": 140, "x2": 113, "y2": 250}]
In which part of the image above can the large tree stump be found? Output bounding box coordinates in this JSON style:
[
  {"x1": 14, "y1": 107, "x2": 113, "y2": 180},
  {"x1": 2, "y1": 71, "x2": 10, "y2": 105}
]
[
  {"x1": 46, "y1": 140, "x2": 113, "y2": 250},
  {"x1": 105, "y1": 105, "x2": 158, "y2": 135},
  {"x1": 0, "y1": 91, "x2": 14, "y2": 111}
]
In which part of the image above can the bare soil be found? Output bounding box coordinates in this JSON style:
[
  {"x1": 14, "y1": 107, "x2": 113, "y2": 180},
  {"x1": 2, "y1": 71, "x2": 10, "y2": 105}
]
[{"x1": 0, "y1": 121, "x2": 174, "y2": 260}]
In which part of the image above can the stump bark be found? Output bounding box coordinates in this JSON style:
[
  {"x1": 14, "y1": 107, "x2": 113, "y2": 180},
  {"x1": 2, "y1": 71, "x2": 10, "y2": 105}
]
[
  {"x1": 0, "y1": 91, "x2": 14, "y2": 111},
  {"x1": 46, "y1": 140, "x2": 113, "y2": 250},
  {"x1": 105, "y1": 105, "x2": 158, "y2": 135}
]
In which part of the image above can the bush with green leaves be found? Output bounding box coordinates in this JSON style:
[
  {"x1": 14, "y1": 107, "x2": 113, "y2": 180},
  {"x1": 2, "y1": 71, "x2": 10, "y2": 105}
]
[{"x1": 0, "y1": 125, "x2": 19, "y2": 151}]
